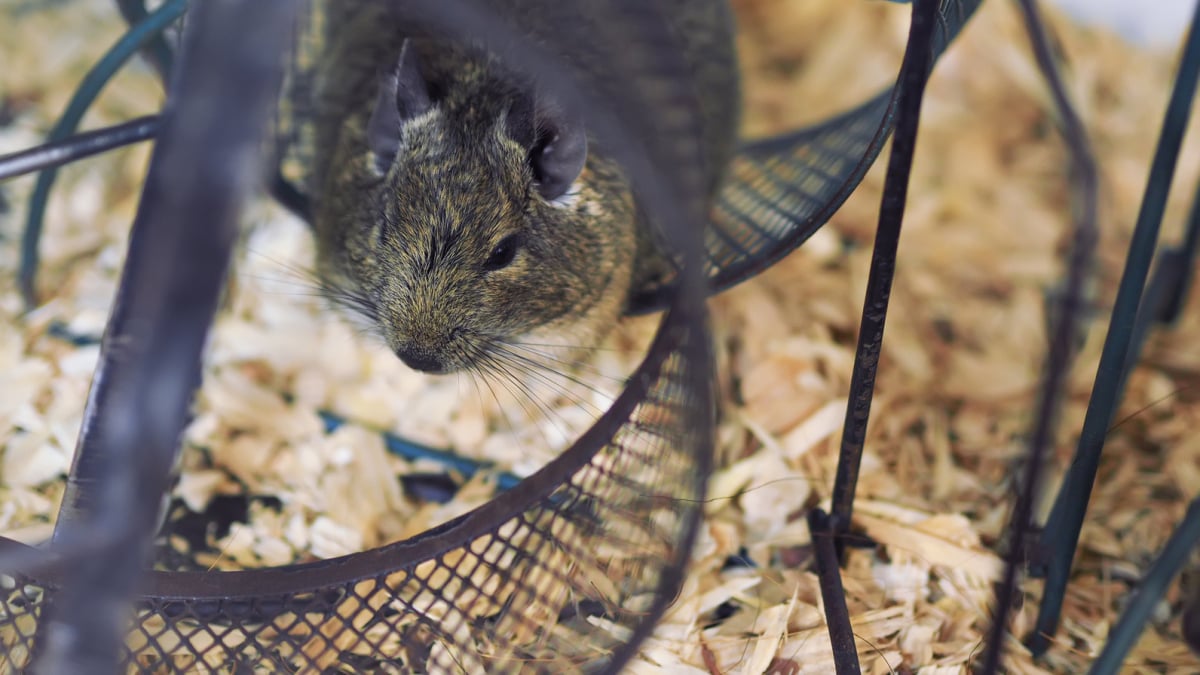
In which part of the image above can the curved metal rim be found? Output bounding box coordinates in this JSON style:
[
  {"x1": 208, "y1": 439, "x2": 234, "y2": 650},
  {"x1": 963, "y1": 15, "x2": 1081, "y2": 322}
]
[
  {"x1": 0, "y1": 1, "x2": 981, "y2": 670},
  {"x1": 0, "y1": 303, "x2": 691, "y2": 600},
  {"x1": 5, "y1": 0, "x2": 716, "y2": 612},
  {"x1": 628, "y1": 0, "x2": 983, "y2": 314},
  {"x1": 625, "y1": 88, "x2": 895, "y2": 315}
]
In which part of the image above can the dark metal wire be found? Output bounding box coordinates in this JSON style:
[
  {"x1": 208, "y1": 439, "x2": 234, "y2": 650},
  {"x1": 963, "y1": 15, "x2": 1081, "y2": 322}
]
[
  {"x1": 0, "y1": 3, "x2": 981, "y2": 557},
  {"x1": 672, "y1": 0, "x2": 981, "y2": 311},
  {"x1": 0, "y1": 110, "x2": 309, "y2": 224},
  {"x1": 0, "y1": 116, "x2": 159, "y2": 181},
  {"x1": 1085, "y1": 497, "x2": 1200, "y2": 674},
  {"x1": 35, "y1": 0, "x2": 296, "y2": 670},
  {"x1": 18, "y1": 0, "x2": 717, "y2": 670},
  {"x1": 973, "y1": 0, "x2": 1100, "y2": 669},
  {"x1": 828, "y1": 0, "x2": 940, "y2": 555},
  {"x1": 810, "y1": 508, "x2": 862, "y2": 674},
  {"x1": 1032, "y1": 0, "x2": 1200, "y2": 652},
  {"x1": 0, "y1": 0, "x2": 1004, "y2": 671}
]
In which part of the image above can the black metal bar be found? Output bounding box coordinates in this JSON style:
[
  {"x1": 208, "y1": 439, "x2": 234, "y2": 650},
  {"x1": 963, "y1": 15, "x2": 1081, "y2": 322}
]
[
  {"x1": 975, "y1": 0, "x2": 1099, "y2": 670},
  {"x1": 809, "y1": 508, "x2": 861, "y2": 674},
  {"x1": 1031, "y1": 0, "x2": 1200, "y2": 653},
  {"x1": 0, "y1": 115, "x2": 308, "y2": 225},
  {"x1": 0, "y1": 116, "x2": 159, "y2": 182},
  {"x1": 828, "y1": 0, "x2": 939, "y2": 556},
  {"x1": 1087, "y1": 497, "x2": 1200, "y2": 674},
  {"x1": 34, "y1": 0, "x2": 295, "y2": 671}
]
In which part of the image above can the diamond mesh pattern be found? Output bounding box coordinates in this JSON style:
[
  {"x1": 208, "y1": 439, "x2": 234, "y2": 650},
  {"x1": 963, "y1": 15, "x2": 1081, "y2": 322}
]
[
  {"x1": 0, "y1": 304, "x2": 709, "y2": 673},
  {"x1": 0, "y1": 0, "x2": 983, "y2": 671},
  {"x1": 630, "y1": 0, "x2": 983, "y2": 312}
]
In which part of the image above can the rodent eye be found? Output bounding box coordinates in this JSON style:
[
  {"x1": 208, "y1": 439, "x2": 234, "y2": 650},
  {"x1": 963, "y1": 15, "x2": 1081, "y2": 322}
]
[{"x1": 483, "y1": 234, "x2": 522, "y2": 271}]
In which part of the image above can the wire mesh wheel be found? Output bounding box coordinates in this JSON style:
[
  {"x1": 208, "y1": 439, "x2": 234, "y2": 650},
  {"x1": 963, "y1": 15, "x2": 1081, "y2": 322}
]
[
  {"x1": 0, "y1": 0, "x2": 986, "y2": 673},
  {"x1": 2, "y1": 312, "x2": 712, "y2": 673},
  {"x1": 0, "y1": 0, "x2": 720, "y2": 671}
]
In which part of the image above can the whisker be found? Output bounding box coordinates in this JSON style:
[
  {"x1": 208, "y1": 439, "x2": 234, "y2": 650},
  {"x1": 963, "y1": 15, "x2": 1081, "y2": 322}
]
[
  {"x1": 463, "y1": 341, "x2": 545, "y2": 440},
  {"x1": 493, "y1": 346, "x2": 618, "y2": 409},
  {"x1": 504, "y1": 381, "x2": 584, "y2": 453},
  {"x1": 240, "y1": 288, "x2": 350, "y2": 302},
  {"x1": 485, "y1": 349, "x2": 586, "y2": 440},
  {"x1": 312, "y1": 276, "x2": 381, "y2": 324},
  {"x1": 489, "y1": 349, "x2": 602, "y2": 409},
  {"x1": 242, "y1": 248, "x2": 316, "y2": 278},
  {"x1": 505, "y1": 339, "x2": 628, "y2": 354},
  {"x1": 477, "y1": 357, "x2": 567, "y2": 454},
  {"x1": 485, "y1": 352, "x2": 609, "y2": 449},
  {"x1": 500, "y1": 342, "x2": 628, "y2": 386}
]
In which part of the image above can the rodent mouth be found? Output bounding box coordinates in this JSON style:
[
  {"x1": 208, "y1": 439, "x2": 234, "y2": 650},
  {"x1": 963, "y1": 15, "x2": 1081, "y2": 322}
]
[
  {"x1": 394, "y1": 346, "x2": 452, "y2": 374},
  {"x1": 391, "y1": 327, "x2": 495, "y2": 376}
]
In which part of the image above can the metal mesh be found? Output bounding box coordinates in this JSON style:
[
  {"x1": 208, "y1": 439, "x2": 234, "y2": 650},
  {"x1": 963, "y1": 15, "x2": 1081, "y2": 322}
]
[
  {"x1": 0, "y1": 0, "x2": 982, "y2": 672},
  {"x1": 693, "y1": 0, "x2": 982, "y2": 302},
  {"x1": 1, "y1": 303, "x2": 709, "y2": 673}
]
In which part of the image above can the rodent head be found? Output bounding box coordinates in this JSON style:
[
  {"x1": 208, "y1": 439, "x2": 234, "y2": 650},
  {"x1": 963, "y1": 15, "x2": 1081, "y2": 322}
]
[{"x1": 315, "y1": 40, "x2": 637, "y2": 375}]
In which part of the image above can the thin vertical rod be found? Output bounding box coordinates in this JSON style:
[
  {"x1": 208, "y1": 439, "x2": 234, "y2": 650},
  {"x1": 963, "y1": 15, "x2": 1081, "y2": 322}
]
[
  {"x1": 35, "y1": 0, "x2": 294, "y2": 671},
  {"x1": 1032, "y1": 0, "x2": 1200, "y2": 652},
  {"x1": 1085, "y1": 497, "x2": 1200, "y2": 675},
  {"x1": 810, "y1": 509, "x2": 862, "y2": 674},
  {"x1": 828, "y1": 0, "x2": 940, "y2": 552},
  {"x1": 976, "y1": 0, "x2": 1099, "y2": 669}
]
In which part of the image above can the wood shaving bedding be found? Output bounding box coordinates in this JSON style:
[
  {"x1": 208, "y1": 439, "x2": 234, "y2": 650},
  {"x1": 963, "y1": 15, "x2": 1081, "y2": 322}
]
[{"x1": 2, "y1": 0, "x2": 1200, "y2": 672}]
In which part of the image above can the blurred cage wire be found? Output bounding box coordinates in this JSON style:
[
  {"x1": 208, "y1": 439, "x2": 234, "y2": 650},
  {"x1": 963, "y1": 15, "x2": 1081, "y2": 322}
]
[
  {"x1": 3, "y1": 0, "x2": 1200, "y2": 673},
  {"x1": 5, "y1": 0, "x2": 724, "y2": 671},
  {"x1": 0, "y1": 0, "x2": 978, "y2": 672}
]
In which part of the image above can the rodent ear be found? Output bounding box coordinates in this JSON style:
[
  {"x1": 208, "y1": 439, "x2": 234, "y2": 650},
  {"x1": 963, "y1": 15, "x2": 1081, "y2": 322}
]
[
  {"x1": 530, "y1": 98, "x2": 587, "y2": 202},
  {"x1": 368, "y1": 40, "x2": 432, "y2": 175}
]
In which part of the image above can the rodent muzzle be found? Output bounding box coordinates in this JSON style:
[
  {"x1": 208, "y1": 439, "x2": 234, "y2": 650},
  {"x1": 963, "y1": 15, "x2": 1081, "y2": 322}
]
[
  {"x1": 390, "y1": 322, "x2": 472, "y2": 374},
  {"x1": 394, "y1": 345, "x2": 449, "y2": 374}
]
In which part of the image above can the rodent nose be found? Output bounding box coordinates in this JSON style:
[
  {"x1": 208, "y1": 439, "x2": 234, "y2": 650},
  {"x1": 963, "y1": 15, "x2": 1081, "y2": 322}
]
[{"x1": 395, "y1": 347, "x2": 447, "y2": 374}]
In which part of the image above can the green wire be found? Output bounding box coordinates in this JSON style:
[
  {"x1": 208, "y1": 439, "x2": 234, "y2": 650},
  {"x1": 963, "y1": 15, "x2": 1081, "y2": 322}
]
[
  {"x1": 114, "y1": 0, "x2": 176, "y2": 80},
  {"x1": 18, "y1": 0, "x2": 189, "y2": 309}
]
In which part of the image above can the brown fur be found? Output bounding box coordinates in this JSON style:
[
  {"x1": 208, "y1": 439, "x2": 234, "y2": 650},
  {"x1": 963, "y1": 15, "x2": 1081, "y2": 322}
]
[{"x1": 308, "y1": 0, "x2": 739, "y2": 374}]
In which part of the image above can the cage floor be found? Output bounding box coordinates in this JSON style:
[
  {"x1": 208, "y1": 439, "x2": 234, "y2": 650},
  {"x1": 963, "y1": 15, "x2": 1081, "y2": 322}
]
[{"x1": 2, "y1": 0, "x2": 1200, "y2": 672}]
